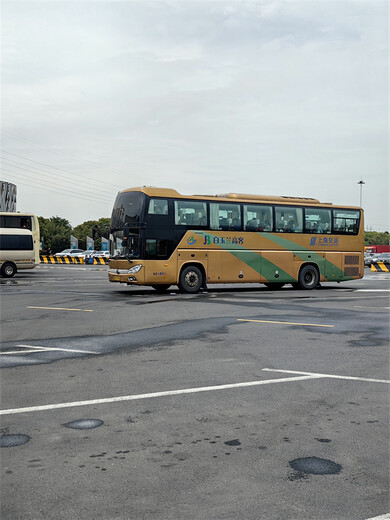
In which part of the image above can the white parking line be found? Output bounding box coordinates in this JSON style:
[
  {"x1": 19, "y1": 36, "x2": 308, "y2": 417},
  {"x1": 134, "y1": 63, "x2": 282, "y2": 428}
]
[
  {"x1": 0, "y1": 344, "x2": 98, "y2": 356},
  {"x1": 262, "y1": 368, "x2": 390, "y2": 384},
  {"x1": 355, "y1": 289, "x2": 390, "y2": 292},
  {"x1": 0, "y1": 374, "x2": 323, "y2": 416},
  {"x1": 1, "y1": 349, "x2": 41, "y2": 355},
  {"x1": 365, "y1": 514, "x2": 390, "y2": 520},
  {"x1": 354, "y1": 306, "x2": 390, "y2": 309},
  {"x1": 238, "y1": 318, "x2": 334, "y2": 328},
  {"x1": 28, "y1": 306, "x2": 94, "y2": 312},
  {"x1": 2, "y1": 367, "x2": 389, "y2": 416}
]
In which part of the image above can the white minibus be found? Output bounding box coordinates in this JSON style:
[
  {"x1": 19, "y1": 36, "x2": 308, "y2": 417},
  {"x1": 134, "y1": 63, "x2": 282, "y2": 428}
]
[{"x1": 0, "y1": 228, "x2": 39, "y2": 277}]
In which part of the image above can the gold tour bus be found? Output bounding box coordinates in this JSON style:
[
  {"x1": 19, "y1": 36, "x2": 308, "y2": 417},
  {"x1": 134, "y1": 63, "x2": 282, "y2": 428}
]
[{"x1": 108, "y1": 187, "x2": 364, "y2": 293}]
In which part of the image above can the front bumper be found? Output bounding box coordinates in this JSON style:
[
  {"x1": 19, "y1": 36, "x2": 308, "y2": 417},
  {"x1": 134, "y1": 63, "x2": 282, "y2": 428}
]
[{"x1": 108, "y1": 268, "x2": 144, "y2": 284}]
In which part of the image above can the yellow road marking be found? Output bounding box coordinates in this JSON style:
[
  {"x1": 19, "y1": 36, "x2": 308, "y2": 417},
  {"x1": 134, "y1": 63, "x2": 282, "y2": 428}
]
[
  {"x1": 28, "y1": 306, "x2": 94, "y2": 312},
  {"x1": 237, "y1": 319, "x2": 334, "y2": 328}
]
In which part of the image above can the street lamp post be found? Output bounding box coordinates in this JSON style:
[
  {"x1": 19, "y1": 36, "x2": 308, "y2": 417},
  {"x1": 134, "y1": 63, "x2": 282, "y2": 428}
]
[{"x1": 357, "y1": 180, "x2": 365, "y2": 207}]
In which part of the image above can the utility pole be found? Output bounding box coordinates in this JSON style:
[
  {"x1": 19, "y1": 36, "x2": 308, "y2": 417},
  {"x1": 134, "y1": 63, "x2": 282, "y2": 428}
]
[{"x1": 357, "y1": 180, "x2": 365, "y2": 207}]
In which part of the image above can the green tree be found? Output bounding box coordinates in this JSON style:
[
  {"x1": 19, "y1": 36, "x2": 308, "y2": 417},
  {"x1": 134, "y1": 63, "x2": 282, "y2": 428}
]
[
  {"x1": 38, "y1": 216, "x2": 72, "y2": 253},
  {"x1": 94, "y1": 217, "x2": 110, "y2": 250},
  {"x1": 73, "y1": 218, "x2": 110, "y2": 250},
  {"x1": 364, "y1": 231, "x2": 390, "y2": 246}
]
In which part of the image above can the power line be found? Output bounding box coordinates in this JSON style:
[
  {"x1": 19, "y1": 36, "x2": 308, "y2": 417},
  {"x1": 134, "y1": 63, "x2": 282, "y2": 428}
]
[
  {"x1": 1, "y1": 149, "x2": 125, "y2": 191},
  {"x1": 1, "y1": 131, "x2": 131, "y2": 181},
  {"x1": 1, "y1": 169, "x2": 116, "y2": 205},
  {"x1": 1, "y1": 171, "x2": 114, "y2": 206},
  {"x1": 1, "y1": 164, "x2": 109, "y2": 203},
  {"x1": 2, "y1": 157, "x2": 115, "y2": 199}
]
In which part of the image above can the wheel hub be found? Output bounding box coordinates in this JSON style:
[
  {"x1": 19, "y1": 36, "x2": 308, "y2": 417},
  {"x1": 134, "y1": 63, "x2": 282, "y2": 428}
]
[{"x1": 185, "y1": 272, "x2": 198, "y2": 287}]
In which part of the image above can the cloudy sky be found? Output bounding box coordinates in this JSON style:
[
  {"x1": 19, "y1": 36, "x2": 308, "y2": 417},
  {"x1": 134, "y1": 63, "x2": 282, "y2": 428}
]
[{"x1": 1, "y1": 0, "x2": 388, "y2": 230}]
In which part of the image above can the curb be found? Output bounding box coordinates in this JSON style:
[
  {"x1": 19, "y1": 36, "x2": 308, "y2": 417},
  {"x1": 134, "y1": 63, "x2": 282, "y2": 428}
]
[
  {"x1": 40, "y1": 256, "x2": 109, "y2": 265},
  {"x1": 84, "y1": 257, "x2": 109, "y2": 265},
  {"x1": 371, "y1": 262, "x2": 390, "y2": 273}
]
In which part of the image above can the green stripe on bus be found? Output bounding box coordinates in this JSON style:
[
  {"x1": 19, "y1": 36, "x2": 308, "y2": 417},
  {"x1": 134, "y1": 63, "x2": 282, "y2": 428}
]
[
  {"x1": 258, "y1": 233, "x2": 351, "y2": 280},
  {"x1": 191, "y1": 231, "x2": 355, "y2": 282},
  {"x1": 193, "y1": 232, "x2": 294, "y2": 282}
]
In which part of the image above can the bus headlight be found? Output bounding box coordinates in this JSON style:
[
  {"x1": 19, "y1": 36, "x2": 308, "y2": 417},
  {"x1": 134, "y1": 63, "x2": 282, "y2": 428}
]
[{"x1": 127, "y1": 264, "x2": 143, "y2": 274}]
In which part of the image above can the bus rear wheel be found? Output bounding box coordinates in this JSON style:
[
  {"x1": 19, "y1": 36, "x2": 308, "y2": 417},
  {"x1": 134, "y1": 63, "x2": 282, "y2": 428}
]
[
  {"x1": 152, "y1": 284, "x2": 171, "y2": 293},
  {"x1": 298, "y1": 265, "x2": 319, "y2": 290},
  {"x1": 1, "y1": 262, "x2": 17, "y2": 278},
  {"x1": 179, "y1": 265, "x2": 203, "y2": 293}
]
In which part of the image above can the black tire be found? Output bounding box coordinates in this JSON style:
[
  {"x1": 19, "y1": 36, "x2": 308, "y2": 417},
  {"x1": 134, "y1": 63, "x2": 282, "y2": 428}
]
[
  {"x1": 179, "y1": 265, "x2": 203, "y2": 293},
  {"x1": 264, "y1": 283, "x2": 285, "y2": 290},
  {"x1": 298, "y1": 264, "x2": 319, "y2": 290},
  {"x1": 1, "y1": 262, "x2": 17, "y2": 278},
  {"x1": 152, "y1": 284, "x2": 171, "y2": 293}
]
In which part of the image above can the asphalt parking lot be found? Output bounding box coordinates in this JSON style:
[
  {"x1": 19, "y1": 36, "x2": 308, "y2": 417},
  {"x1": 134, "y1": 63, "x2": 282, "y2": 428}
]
[{"x1": 0, "y1": 265, "x2": 389, "y2": 520}]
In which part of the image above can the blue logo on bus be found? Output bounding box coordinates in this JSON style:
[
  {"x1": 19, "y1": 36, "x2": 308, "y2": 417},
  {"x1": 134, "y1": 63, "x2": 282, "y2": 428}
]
[
  {"x1": 187, "y1": 236, "x2": 197, "y2": 245},
  {"x1": 310, "y1": 237, "x2": 338, "y2": 246}
]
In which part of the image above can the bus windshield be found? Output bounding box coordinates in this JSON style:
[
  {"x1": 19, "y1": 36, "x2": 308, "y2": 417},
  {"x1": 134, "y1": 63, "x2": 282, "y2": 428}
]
[{"x1": 110, "y1": 191, "x2": 146, "y2": 257}]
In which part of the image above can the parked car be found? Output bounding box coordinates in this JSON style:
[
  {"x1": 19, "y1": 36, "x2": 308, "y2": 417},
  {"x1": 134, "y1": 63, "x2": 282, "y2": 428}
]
[
  {"x1": 93, "y1": 251, "x2": 110, "y2": 258},
  {"x1": 371, "y1": 253, "x2": 390, "y2": 264},
  {"x1": 73, "y1": 250, "x2": 99, "y2": 258},
  {"x1": 54, "y1": 249, "x2": 83, "y2": 257},
  {"x1": 364, "y1": 253, "x2": 375, "y2": 267}
]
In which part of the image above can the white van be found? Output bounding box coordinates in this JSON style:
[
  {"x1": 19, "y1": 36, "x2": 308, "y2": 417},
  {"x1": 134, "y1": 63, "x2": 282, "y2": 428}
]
[{"x1": 0, "y1": 228, "x2": 39, "y2": 277}]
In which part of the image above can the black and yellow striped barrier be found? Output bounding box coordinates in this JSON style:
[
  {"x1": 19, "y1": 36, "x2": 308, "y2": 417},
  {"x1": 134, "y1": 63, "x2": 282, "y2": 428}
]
[
  {"x1": 40, "y1": 256, "x2": 109, "y2": 265},
  {"x1": 84, "y1": 257, "x2": 109, "y2": 265},
  {"x1": 40, "y1": 255, "x2": 84, "y2": 264},
  {"x1": 371, "y1": 262, "x2": 390, "y2": 272}
]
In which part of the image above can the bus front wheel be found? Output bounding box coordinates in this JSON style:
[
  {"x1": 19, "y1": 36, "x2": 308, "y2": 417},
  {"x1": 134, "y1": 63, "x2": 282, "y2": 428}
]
[
  {"x1": 298, "y1": 265, "x2": 319, "y2": 290},
  {"x1": 179, "y1": 265, "x2": 203, "y2": 293},
  {"x1": 1, "y1": 262, "x2": 17, "y2": 278}
]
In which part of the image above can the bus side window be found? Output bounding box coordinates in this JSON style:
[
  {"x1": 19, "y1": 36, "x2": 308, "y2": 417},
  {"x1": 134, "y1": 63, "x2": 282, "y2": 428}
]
[
  {"x1": 333, "y1": 210, "x2": 360, "y2": 234},
  {"x1": 20, "y1": 217, "x2": 32, "y2": 230},
  {"x1": 275, "y1": 207, "x2": 303, "y2": 233},
  {"x1": 174, "y1": 200, "x2": 207, "y2": 226},
  {"x1": 210, "y1": 203, "x2": 241, "y2": 231},
  {"x1": 243, "y1": 204, "x2": 272, "y2": 232},
  {"x1": 148, "y1": 199, "x2": 168, "y2": 215},
  {"x1": 305, "y1": 208, "x2": 331, "y2": 234}
]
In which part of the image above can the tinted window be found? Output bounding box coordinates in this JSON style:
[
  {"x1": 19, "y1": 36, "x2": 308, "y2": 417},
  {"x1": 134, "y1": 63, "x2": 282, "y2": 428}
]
[
  {"x1": 145, "y1": 239, "x2": 168, "y2": 258},
  {"x1": 243, "y1": 205, "x2": 273, "y2": 232},
  {"x1": 174, "y1": 200, "x2": 207, "y2": 226},
  {"x1": 0, "y1": 215, "x2": 32, "y2": 230},
  {"x1": 0, "y1": 234, "x2": 33, "y2": 250},
  {"x1": 275, "y1": 207, "x2": 303, "y2": 233},
  {"x1": 333, "y1": 210, "x2": 360, "y2": 234},
  {"x1": 111, "y1": 192, "x2": 146, "y2": 230},
  {"x1": 305, "y1": 208, "x2": 331, "y2": 234},
  {"x1": 148, "y1": 199, "x2": 168, "y2": 215},
  {"x1": 210, "y1": 203, "x2": 241, "y2": 230}
]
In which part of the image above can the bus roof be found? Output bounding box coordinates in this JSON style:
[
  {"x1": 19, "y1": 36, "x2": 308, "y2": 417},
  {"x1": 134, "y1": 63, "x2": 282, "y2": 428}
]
[
  {"x1": 120, "y1": 187, "x2": 361, "y2": 209},
  {"x1": 0, "y1": 211, "x2": 37, "y2": 217}
]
